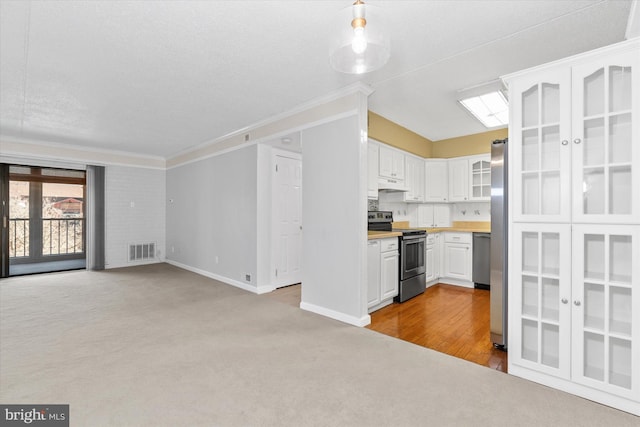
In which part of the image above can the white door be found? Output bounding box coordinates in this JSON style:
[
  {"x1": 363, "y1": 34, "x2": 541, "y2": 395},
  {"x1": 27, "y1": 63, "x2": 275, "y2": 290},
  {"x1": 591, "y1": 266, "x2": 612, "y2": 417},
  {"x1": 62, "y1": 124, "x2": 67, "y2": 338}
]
[
  {"x1": 425, "y1": 244, "x2": 435, "y2": 283},
  {"x1": 443, "y1": 243, "x2": 470, "y2": 280},
  {"x1": 380, "y1": 250, "x2": 399, "y2": 300},
  {"x1": 272, "y1": 154, "x2": 302, "y2": 288},
  {"x1": 448, "y1": 158, "x2": 469, "y2": 202},
  {"x1": 571, "y1": 224, "x2": 640, "y2": 399},
  {"x1": 367, "y1": 240, "x2": 381, "y2": 309}
]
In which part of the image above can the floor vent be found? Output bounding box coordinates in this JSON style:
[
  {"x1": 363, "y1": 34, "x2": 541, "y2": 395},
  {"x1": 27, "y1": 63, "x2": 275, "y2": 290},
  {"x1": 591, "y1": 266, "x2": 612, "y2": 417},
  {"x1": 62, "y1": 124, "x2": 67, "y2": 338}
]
[{"x1": 128, "y1": 242, "x2": 156, "y2": 262}]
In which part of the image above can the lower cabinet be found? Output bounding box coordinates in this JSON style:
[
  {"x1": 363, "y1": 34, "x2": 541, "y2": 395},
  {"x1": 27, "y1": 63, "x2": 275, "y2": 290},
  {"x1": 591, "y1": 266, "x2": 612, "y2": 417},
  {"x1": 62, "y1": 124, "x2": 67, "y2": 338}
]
[
  {"x1": 510, "y1": 223, "x2": 640, "y2": 415},
  {"x1": 425, "y1": 233, "x2": 441, "y2": 285},
  {"x1": 368, "y1": 238, "x2": 399, "y2": 313},
  {"x1": 441, "y1": 232, "x2": 472, "y2": 284}
]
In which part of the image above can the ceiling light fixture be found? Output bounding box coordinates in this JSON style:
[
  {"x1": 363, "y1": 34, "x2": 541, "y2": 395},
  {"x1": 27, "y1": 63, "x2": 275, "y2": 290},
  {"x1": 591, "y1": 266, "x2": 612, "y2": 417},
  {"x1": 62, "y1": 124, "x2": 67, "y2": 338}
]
[
  {"x1": 329, "y1": 0, "x2": 390, "y2": 74},
  {"x1": 457, "y1": 80, "x2": 509, "y2": 128}
]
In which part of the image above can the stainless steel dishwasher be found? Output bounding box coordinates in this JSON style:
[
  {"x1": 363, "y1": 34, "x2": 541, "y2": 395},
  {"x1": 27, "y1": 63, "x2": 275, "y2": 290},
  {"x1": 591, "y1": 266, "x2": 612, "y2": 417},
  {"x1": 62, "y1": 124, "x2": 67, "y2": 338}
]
[{"x1": 472, "y1": 233, "x2": 491, "y2": 289}]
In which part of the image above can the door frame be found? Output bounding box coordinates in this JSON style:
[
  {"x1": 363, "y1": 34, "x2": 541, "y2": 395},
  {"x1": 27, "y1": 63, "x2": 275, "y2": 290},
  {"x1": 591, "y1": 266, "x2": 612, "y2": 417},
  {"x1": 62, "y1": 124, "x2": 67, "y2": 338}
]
[{"x1": 270, "y1": 148, "x2": 302, "y2": 289}]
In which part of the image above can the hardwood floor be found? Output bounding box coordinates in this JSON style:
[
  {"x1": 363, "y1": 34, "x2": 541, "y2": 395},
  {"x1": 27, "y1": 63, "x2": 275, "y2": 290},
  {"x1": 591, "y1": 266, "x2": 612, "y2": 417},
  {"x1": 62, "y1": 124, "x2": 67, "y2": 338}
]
[
  {"x1": 265, "y1": 283, "x2": 507, "y2": 373},
  {"x1": 367, "y1": 284, "x2": 507, "y2": 373}
]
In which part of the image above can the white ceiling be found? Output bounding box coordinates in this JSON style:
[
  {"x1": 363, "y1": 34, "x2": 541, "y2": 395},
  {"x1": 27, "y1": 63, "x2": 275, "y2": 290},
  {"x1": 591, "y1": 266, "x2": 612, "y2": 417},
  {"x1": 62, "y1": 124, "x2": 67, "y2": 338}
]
[{"x1": 0, "y1": 1, "x2": 635, "y2": 159}]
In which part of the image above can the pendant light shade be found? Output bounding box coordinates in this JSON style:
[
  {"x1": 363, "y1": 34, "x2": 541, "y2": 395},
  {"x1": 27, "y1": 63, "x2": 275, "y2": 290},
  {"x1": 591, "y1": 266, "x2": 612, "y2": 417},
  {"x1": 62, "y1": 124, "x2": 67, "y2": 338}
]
[{"x1": 329, "y1": 1, "x2": 390, "y2": 74}]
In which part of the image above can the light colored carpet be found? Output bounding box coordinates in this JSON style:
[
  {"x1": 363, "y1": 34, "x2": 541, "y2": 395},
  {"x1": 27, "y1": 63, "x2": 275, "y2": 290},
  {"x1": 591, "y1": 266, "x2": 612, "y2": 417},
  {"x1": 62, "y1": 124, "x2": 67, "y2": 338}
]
[{"x1": 1, "y1": 263, "x2": 637, "y2": 426}]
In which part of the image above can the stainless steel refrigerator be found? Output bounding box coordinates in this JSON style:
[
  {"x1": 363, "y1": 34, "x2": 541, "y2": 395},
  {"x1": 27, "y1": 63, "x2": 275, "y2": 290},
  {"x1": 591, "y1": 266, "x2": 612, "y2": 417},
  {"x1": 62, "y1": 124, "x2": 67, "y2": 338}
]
[{"x1": 490, "y1": 138, "x2": 508, "y2": 349}]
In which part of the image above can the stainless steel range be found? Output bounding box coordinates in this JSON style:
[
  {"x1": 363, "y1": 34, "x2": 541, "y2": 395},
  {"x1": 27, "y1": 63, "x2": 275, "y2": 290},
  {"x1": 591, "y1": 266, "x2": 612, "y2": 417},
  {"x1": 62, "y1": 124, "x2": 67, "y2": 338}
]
[{"x1": 368, "y1": 211, "x2": 427, "y2": 302}]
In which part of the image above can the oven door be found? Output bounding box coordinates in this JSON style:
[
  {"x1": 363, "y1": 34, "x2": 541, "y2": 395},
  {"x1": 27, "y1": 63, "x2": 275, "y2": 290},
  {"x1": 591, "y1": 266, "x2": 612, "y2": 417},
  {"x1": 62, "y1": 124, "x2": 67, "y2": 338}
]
[{"x1": 400, "y1": 235, "x2": 426, "y2": 281}]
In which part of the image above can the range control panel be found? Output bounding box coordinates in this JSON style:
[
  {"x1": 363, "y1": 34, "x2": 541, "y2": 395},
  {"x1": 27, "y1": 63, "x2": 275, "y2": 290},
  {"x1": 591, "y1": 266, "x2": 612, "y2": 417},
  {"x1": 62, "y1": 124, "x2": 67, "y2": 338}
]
[{"x1": 367, "y1": 211, "x2": 393, "y2": 223}]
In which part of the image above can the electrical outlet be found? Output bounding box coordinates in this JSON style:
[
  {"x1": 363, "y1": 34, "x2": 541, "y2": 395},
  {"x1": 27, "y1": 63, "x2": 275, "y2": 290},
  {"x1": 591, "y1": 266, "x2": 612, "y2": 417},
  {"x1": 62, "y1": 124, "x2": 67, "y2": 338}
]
[
  {"x1": 244, "y1": 273, "x2": 251, "y2": 283},
  {"x1": 215, "y1": 256, "x2": 219, "y2": 264},
  {"x1": 171, "y1": 246, "x2": 175, "y2": 253}
]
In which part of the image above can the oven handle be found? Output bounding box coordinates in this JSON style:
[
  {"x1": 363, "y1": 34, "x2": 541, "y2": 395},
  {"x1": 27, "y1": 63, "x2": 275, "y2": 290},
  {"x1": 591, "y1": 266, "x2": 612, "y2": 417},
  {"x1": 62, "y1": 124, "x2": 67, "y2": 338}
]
[{"x1": 402, "y1": 234, "x2": 426, "y2": 241}]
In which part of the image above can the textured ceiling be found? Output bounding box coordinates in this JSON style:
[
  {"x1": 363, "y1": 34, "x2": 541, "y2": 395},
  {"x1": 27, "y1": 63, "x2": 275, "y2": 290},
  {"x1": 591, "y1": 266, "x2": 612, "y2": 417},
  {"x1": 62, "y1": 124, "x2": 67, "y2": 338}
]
[{"x1": 0, "y1": 1, "x2": 634, "y2": 158}]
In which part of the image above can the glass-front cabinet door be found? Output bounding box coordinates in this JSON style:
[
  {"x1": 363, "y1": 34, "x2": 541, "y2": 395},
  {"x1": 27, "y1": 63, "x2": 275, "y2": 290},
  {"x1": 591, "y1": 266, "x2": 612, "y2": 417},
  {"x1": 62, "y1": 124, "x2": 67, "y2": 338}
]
[
  {"x1": 571, "y1": 52, "x2": 639, "y2": 224},
  {"x1": 572, "y1": 225, "x2": 639, "y2": 399},
  {"x1": 510, "y1": 68, "x2": 572, "y2": 222},
  {"x1": 469, "y1": 155, "x2": 491, "y2": 201},
  {"x1": 511, "y1": 223, "x2": 571, "y2": 378}
]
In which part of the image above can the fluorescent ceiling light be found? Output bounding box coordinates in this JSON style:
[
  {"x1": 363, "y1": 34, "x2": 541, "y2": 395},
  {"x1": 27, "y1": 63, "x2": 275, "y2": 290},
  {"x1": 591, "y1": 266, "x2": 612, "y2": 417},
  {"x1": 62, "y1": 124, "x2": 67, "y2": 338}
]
[{"x1": 459, "y1": 91, "x2": 509, "y2": 128}]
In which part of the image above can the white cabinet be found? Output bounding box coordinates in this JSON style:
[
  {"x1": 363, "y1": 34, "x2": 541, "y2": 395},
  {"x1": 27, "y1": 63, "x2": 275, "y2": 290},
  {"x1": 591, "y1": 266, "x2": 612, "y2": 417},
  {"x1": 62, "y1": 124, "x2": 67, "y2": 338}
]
[
  {"x1": 511, "y1": 223, "x2": 572, "y2": 378},
  {"x1": 506, "y1": 39, "x2": 640, "y2": 416},
  {"x1": 425, "y1": 233, "x2": 441, "y2": 285},
  {"x1": 448, "y1": 155, "x2": 491, "y2": 202},
  {"x1": 469, "y1": 155, "x2": 491, "y2": 201},
  {"x1": 417, "y1": 204, "x2": 451, "y2": 228},
  {"x1": 367, "y1": 240, "x2": 382, "y2": 309},
  {"x1": 510, "y1": 44, "x2": 639, "y2": 224},
  {"x1": 388, "y1": 155, "x2": 425, "y2": 203},
  {"x1": 424, "y1": 159, "x2": 448, "y2": 202},
  {"x1": 379, "y1": 145, "x2": 405, "y2": 181},
  {"x1": 442, "y1": 232, "x2": 472, "y2": 282},
  {"x1": 380, "y1": 242, "x2": 400, "y2": 301},
  {"x1": 571, "y1": 54, "x2": 640, "y2": 224},
  {"x1": 572, "y1": 225, "x2": 639, "y2": 399},
  {"x1": 448, "y1": 158, "x2": 469, "y2": 202},
  {"x1": 511, "y1": 223, "x2": 640, "y2": 404},
  {"x1": 368, "y1": 142, "x2": 379, "y2": 199},
  {"x1": 404, "y1": 155, "x2": 425, "y2": 202},
  {"x1": 368, "y1": 238, "x2": 399, "y2": 312}
]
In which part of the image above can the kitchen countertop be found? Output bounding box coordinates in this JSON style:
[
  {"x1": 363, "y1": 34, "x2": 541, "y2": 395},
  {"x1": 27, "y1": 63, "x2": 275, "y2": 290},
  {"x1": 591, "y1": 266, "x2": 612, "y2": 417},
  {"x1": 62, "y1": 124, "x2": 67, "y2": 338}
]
[
  {"x1": 367, "y1": 231, "x2": 402, "y2": 240},
  {"x1": 421, "y1": 221, "x2": 491, "y2": 233},
  {"x1": 367, "y1": 222, "x2": 490, "y2": 239}
]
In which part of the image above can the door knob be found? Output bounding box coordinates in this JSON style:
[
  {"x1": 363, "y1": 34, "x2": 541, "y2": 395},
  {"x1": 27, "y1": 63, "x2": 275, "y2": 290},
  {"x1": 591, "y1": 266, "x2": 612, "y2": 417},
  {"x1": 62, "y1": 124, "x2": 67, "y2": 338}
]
[
  {"x1": 561, "y1": 298, "x2": 568, "y2": 304},
  {"x1": 574, "y1": 300, "x2": 581, "y2": 306},
  {"x1": 561, "y1": 140, "x2": 569, "y2": 146},
  {"x1": 573, "y1": 138, "x2": 582, "y2": 145}
]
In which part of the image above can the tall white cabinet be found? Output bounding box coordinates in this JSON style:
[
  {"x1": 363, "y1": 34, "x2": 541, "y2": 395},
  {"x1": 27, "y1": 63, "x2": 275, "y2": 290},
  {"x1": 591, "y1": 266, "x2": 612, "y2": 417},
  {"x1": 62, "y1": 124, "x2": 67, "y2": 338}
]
[{"x1": 505, "y1": 39, "x2": 640, "y2": 415}]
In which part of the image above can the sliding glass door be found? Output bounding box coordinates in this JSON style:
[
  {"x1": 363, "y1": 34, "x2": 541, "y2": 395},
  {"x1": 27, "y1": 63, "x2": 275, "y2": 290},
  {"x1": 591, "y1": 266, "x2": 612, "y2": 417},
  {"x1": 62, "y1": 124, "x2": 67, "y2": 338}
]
[{"x1": 5, "y1": 165, "x2": 86, "y2": 276}]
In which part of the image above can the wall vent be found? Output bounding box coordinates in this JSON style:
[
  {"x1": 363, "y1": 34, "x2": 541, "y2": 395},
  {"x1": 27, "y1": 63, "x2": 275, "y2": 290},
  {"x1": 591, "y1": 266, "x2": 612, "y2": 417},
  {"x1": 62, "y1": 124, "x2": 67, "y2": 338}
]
[{"x1": 128, "y1": 242, "x2": 156, "y2": 262}]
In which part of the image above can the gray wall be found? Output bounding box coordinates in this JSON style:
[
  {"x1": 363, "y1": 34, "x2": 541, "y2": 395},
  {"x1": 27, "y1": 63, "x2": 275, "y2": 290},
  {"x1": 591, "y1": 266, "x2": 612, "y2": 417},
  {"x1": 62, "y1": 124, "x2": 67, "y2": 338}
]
[
  {"x1": 300, "y1": 116, "x2": 368, "y2": 324},
  {"x1": 104, "y1": 165, "x2": 166, "y2": 269},
  {"x1": 166, "y1": 145, "x2": 258, "y2": 288}
]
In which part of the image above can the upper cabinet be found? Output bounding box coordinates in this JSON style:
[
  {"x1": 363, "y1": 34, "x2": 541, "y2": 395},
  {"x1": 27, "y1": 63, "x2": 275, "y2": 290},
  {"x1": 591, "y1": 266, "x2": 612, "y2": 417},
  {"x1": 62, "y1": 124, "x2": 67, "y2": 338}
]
[
  {"x1": 424, "y1": 159, "x2": 448, "y2": 202},
  {"x1": 571, "y1": 52, "x2": 639, "y2": 224},
  {"x1": 448, "y1": 155, "x2": 490, "y2": 202},
  {"x1": 379, "y1": 145, "x2": 405, "y2": 180},
  {"x1": 509, "y1": 42, "x2": 639, "y2": 224},
  {"x1": 469, "y1": 155, "x2": 491, "y2": 201},
  {"x1": 403, "y1": 155, "x2": 425, "y2": 203},
  {"x1": 510, "y1": 68, "x2": 572, "y2": 222},
  {"x1": 448, "y1": 158, "x2": 469, "y2": 202},
  {"x1": 368, "y1": 143, "x2": 379, "y2": 200}
]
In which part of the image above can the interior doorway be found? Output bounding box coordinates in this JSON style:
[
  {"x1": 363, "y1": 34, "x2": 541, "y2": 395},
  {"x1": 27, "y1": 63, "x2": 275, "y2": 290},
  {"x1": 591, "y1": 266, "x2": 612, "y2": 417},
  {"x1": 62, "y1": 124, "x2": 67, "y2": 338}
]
[
  {"x1": 2, "y1": 164, "x2": 86, "y2": 276},
  {"x1": 271, "y1": 150, "x2": 302, "y2": 289}
]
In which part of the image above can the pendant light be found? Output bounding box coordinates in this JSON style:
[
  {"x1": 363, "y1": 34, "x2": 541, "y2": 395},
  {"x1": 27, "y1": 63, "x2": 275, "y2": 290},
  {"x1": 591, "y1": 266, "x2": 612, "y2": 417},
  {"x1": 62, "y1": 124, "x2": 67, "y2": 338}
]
[{"x1": 329, "y1": 0, "x2": 390, "y2": 74}]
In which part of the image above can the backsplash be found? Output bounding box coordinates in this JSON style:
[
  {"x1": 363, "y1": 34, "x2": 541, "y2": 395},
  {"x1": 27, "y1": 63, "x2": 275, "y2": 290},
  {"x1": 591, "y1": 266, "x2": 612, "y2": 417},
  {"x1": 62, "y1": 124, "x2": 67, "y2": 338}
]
[
  {"x1": 374, "y1": 192, "x2": 490, "y2": 225},
  {"x1": 451, "y1": 202, "x2": 491, "y2": 222}
]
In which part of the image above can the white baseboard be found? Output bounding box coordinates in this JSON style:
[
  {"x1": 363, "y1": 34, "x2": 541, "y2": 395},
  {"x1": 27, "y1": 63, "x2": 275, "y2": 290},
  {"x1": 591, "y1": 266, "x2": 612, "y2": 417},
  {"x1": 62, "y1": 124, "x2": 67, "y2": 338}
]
[
  {"x1": 105, "y1": 258, "x2": 163, "y2": 270},
  {"x1": 438, "y1": 277, "x2": 474, "y2": 288},
  {"x1": 165, "y1": 260, "x2": 271, "y2": 294},
  {"x1": 300, "y1": 301, "x2": 371, "y2": 327}
]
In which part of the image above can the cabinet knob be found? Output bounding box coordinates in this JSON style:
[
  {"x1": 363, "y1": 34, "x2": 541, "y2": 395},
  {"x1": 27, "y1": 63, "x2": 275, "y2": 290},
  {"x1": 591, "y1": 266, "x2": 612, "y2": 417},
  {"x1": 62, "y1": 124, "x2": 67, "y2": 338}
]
[
  {"x1": 561, "y1": 298, "x2": 568, "y2": 304},
  {"x1": 561, "y1": 140, "x2": 569, "y2": 146},
  {"x1": 574, "y1": 300, "x2": 581, "y2": 306},
  {"x1": 573, "y1": 138, "x2": 582, "y2": 145}
]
